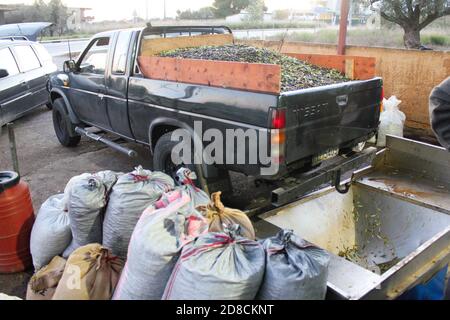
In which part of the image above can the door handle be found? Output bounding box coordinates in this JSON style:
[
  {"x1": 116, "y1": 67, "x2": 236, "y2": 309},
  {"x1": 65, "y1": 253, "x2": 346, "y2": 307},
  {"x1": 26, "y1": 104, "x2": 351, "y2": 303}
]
[
  {"x1": 98, "y1": 93, "x2": 105, "y2": 100},
  {"x1": 336, "y1": 95, "x2": 349, "y2": 107}
]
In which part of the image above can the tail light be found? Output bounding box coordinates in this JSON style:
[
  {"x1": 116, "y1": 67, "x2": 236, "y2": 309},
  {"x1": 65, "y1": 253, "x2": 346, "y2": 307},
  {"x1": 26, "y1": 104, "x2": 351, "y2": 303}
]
[
  {"x1": 269, "y1": 108, "x2": 287, "y2": 165},
  {"x1": 271, "y1": 109, "x2": 286, "y2": 129}
]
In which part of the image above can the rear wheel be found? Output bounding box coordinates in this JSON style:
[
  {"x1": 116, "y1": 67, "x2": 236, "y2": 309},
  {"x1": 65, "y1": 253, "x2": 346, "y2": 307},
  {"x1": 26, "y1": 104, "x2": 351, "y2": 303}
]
[
  {"x1": 153, "y1": 131, "x2": 232, "y2": 194},
  {"x1": 52, "y1": 98, "x2": 81, "y2": 147},
  {"x1": 153, "y1": 131, "x2": 197, "y2": 183}
]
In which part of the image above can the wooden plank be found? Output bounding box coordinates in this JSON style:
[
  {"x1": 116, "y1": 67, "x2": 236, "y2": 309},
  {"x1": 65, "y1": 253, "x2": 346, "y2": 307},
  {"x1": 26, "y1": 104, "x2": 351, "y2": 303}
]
[
  {"x1": 286, "y1": 53, "x2": 346, "y2": 73},
  {"x1": 286, "y1": 53, "x2": 376, "y2": 80},
  {"x1": 345, "y1": 58, "x2": 355, "y2": 79},
  {"x1": 138, "y1": 56, "x2": 281, "y2": 94},
  {"x1": 352, "y1": 56, "x2": 377, "y2": 81},
  {"x1": 140, "y1": 33, "x2": 234, "y2": 56}
]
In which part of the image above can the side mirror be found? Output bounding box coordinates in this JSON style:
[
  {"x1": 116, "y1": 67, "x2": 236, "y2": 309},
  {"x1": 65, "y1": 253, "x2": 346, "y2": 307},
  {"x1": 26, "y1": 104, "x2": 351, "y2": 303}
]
[
  {"x1": 0, "y1": 69, "x2": 9, "y2": 79},
  {"x1": 63, "y1": 60, "x2": 77, "y2": 73}
]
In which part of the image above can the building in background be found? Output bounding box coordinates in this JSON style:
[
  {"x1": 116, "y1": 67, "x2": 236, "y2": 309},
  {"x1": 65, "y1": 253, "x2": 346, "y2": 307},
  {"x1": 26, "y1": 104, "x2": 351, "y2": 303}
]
[
  {"x1": 0, "y1": 4, "x2": 18, "y2": 25},
  {"x1": 66, "y1": 7, "x2": 94, "y2": 31}
]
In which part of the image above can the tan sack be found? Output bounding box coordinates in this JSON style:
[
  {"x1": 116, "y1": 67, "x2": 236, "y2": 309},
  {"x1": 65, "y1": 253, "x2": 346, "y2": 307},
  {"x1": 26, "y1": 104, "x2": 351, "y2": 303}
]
[
  {"x1": 26, "y1": 256, "x2": 66, "y2": 300},
  {"x1": 201, "y1": 192, "x2": 255, "y2": 240},
  {"x1": 53, "y1": 244, "x2": 123, "y2": 300}
]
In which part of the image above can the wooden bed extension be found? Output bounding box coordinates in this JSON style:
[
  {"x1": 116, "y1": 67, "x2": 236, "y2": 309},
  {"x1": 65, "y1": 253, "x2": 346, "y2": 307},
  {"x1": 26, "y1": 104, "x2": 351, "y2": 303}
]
[{"x1": 138, "y1": 32, "x2": 376, "y2": 95}]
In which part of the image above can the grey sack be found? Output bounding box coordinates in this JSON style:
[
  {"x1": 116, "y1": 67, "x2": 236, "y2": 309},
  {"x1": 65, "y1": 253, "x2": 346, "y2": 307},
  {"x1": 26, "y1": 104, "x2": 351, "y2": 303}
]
[
  {"x1": 163, "y1": 226, "x2": 265, "y2": 300},
  {"x1": 102, "y1": 167, "x2": 174, "y2": 259},
  {"x1": 62, "y1": 173, "x2": 111, "y2": 257},
  {"x1": 256, "y1": 229, "x2": 330, "y2": 300}
]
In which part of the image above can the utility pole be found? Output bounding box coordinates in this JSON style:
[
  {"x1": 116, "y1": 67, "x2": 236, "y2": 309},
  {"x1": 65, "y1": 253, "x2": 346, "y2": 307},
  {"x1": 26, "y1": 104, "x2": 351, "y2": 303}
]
[
  {"x1": 337, "y1": 0, "x2": 350, "y2": 55},
  {"x1": 145, "y1": 0, "x2": 149, "y2": 21},
  {"x1": 163, "y1": 0, "x2": 167, "y2": 20}
]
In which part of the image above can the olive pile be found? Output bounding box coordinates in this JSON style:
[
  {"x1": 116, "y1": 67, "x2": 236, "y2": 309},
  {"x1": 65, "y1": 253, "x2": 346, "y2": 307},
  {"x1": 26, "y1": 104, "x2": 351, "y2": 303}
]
[{"x1": 158, "y1": 44, "x2": 350, "y2": 92}]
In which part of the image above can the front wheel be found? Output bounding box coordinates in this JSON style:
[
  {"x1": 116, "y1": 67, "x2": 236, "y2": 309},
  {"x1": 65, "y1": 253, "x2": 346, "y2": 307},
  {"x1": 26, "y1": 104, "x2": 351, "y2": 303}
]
[{"x1": 52, "y1": 98, "x2": 81, "y2": 147}]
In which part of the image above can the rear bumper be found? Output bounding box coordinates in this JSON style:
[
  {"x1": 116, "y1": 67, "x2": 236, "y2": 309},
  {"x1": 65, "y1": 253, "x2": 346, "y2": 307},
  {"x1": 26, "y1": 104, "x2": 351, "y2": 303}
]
[{"x1": 258, "y1": 129, "x2": 377, "y2": 181}]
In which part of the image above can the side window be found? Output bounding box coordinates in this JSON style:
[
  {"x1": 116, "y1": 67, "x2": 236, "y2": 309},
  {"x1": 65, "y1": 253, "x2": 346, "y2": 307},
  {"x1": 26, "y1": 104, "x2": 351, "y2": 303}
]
[
  {"x1": 32, "y1": 43, "x2": 53, "y2": 65},
  {"x1": 13, "y1": 45, "x2": 41, "y2": 72},
  {"x1": 112, "y1": 31, "x2": 132, "y2": 74},
  {"x1": 0, "y1": 48, "x2": 20, "y2": 77},
  {"x1": 79, "y1": 37, "x2": 110, "y2": 75}
]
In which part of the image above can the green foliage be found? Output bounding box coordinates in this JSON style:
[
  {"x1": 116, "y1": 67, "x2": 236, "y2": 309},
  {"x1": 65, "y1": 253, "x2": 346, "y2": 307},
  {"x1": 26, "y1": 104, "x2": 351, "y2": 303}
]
[
  {"x1": 48, "y1": 0, "x2": 69, "y2": 36},
  {"x1": 212, "y1": 0, "x2": 251, "y2": 18},
  {"x1": 229, "y1": 21, "x2": 319, "y2": 30},
  {"x1": 267, "y1": 28, "x2": 450, "y2": 49},
  {"x1": 176, "y1": 7, "x2": 215, "y2": 20},
  {"x1": 369, "y1": 0, "x2": 450, "y2": 47},
  {"x1": 422, "y1": 34, "x2": 450, "y2": 46},
  {"x1": 244, "y1": 0, "x2": 266, "y2": 22},
  {"x1": 4, "y1": 0, "x2": 68, "y2": 36},
  {"x1": 31, "y1": 0, "x2": 49, "y2": 22}
]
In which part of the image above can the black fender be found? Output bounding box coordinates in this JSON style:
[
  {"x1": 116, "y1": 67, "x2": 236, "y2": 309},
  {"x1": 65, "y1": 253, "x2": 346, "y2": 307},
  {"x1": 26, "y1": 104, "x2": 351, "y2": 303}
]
[
  {"x1": 148, "y1": 117, "x2": 218, "y2": 179},
  {"x1": 50, "y1": 87, "x2": 81, "y2": 125}
]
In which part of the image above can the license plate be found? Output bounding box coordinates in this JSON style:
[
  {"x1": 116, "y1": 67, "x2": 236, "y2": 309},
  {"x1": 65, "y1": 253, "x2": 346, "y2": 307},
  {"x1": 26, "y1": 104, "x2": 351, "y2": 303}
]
[{"x1": 312, "y1": 148, "x2": 339, "y2": 166}]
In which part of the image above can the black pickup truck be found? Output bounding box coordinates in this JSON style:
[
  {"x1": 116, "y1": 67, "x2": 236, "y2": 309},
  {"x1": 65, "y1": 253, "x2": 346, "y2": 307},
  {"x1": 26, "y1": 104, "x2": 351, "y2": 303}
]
[{"x1": 48, "y1": 25, "x2": 382, "y2": 192}]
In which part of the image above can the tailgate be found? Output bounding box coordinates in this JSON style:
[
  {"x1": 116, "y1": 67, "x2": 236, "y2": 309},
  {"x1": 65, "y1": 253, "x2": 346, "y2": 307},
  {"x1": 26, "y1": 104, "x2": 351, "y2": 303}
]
[{"x1": 280, "y1": 77, "x2": 383, "y2": 164}]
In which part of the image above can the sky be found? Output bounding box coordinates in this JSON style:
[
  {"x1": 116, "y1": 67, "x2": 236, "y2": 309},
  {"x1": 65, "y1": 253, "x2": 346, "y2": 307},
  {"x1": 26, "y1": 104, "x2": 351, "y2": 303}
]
[{"x1": 1, "y1": 0, "x2": 315, "y2": 21}]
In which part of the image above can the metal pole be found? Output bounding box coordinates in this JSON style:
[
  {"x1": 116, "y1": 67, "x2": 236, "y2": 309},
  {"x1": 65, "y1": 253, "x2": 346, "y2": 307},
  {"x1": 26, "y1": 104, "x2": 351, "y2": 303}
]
[
  {"x1": 337, "y1": 0, "x2": 350, "y2": 55},
  {"x1": 163, "y1": 0, "x2": 166, "y2": 20},
  {"x1": 7, "y1": 123, "x2": 20, "y2": 175}
]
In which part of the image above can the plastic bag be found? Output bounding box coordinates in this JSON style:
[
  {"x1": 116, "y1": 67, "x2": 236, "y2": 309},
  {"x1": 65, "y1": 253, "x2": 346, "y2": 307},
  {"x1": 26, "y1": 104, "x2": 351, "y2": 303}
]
[
  {"x1": 113, "y1": 189, "x2": 208, "y2": 300},
  {"x1": 256, "y1": 229, "x2": 330, "y2": 300},
  {"x1": 62, "y1": 173, "x2": 110, "y2": 258},
  {"x1": 53, "y1": 244, "x2": 123, "y2": 300},
  {"x1": 103, "y1": 167, "x2": 174, "y2": 259},
  {"x1": 163, "y1": 225, "x2": 265, "y2": 300},
  {"x1": 377, "y1": 96, "x2": 406, "y2": 147},
  {"x1": 26, "y1": 256, "x2": 66, "y2": 300},
  {"x1": 201, "y1": 192, "x2": 255, "y2": 240},
  {"x1": 175, "y1": 167, "x2": 210, "y2": 212},
  {"x1": 30, "y1": 194, "x2": 71, "y2": 271}
]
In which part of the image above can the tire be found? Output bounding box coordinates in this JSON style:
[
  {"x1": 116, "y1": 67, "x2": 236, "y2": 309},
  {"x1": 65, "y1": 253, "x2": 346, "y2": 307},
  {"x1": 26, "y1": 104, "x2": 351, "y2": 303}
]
[
  {"x1": 52, "y1": 98, "x2": 81, "y2": 147},
  {"x1": 153, "y1": 131, "x2": 196, "y2": 181}
]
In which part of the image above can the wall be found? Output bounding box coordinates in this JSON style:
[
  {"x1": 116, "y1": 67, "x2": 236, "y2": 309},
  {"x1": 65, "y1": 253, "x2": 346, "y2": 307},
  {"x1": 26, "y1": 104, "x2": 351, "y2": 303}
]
[{"x1": 240, "y1": 39, "x2": 450, "y2": 135}]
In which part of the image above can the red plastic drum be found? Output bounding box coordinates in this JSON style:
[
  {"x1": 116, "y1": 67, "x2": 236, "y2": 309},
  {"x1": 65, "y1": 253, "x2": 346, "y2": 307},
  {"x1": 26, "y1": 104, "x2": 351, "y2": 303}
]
[{"x1": 0, "y1": 171, "x2": 34, "y2": 273}]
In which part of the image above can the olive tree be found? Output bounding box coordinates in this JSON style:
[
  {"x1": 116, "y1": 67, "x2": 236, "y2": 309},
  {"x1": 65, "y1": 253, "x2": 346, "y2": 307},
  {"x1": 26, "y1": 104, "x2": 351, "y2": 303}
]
[
  {"x1": 369, "y1": 0, "x2": 450, "y2": 48},
  {"x1": 245, "y1": 0, "x2": 267, "y2": 22},
  {"x1": 212, "y1": 0, "x2": 251, "y2": 18}
]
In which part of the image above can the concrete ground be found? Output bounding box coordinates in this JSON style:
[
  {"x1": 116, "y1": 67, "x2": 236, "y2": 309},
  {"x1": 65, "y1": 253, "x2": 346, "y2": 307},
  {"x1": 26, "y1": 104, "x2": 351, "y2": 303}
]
[
  {"x1": 0, "y1": 105, "x2": 269, "y2": 298},
  {"x1": 0, "y1": 106, "x2": 150, "y2": 298},
  {"x1": 0, "y1": 105, "x2": 448, "y2": 300}
]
